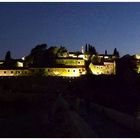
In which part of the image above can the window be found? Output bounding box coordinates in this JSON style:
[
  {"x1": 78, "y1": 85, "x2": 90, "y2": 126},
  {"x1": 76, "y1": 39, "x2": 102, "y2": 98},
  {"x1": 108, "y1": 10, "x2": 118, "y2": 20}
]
[
  {"x1": 4, "y1": 71, "x2": 6, "y2": 74},
  {"x1": 11, "y1": 71, "x2": 13, "y2": 73},
  {"x1": 16, "y1": 71, "x2": 20, "y2": 74},
  {"x1": 68, "y1": 70, "x2": 70, "y2": 72},
  {"x1": 73, "y1": 70, "x2": 75, "y2": 72},
  {"x1": 82, "y1": 69, "x2": 84, "y2": 71}
]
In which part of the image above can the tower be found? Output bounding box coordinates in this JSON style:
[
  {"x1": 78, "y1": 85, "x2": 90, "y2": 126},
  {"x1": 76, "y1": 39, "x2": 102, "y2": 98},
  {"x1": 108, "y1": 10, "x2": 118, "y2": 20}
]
[{"x1": 81, "y1": 46, "x2": 84, "y2": 54}]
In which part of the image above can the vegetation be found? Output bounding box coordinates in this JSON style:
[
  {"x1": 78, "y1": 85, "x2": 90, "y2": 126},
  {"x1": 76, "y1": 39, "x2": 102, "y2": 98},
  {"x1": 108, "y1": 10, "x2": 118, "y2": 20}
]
[
  {"x1": 25, "y1": 44, "x2": 68, "y2": 67},
  {"x1": 113, "y1": 48, "x2": 120, "y2": 57},
  {"x1": 85, "y1": 43, "x2": 97, "y2": 55}
]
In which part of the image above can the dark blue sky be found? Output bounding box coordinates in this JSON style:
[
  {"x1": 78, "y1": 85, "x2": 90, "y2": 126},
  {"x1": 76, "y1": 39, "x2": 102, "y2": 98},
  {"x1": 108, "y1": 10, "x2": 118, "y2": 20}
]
[{"x1": 0, "y1": 2, "x2": 140, "y2": 59}]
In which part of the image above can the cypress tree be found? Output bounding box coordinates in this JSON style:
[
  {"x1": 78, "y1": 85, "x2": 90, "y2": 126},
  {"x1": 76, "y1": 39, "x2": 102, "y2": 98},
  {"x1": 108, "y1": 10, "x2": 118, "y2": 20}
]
[
  {"x1": 85, "y1": 44, "x2": 88, "y2": 52},
  {"x1": 5, "y1": 51, "x2": 11, "y2": 60}
]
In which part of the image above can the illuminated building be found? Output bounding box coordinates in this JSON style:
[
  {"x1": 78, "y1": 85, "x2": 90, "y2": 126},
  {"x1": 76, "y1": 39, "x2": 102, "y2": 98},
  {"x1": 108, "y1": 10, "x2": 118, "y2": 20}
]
[
  {"x1": 0, "y1": 46, "x2": 119, "y2": 77},
  {"x1": 89, "y1": 62, "x2": 116, "y2": 75},
  {"x1": 0, "y1": 56, "x2": 86, "y2": 77},
  {"x1": 131, "y1": 54, "x2": 140, "y2": 74},
  {"x1": 89, "y1": 54, "x2": 116, "y2": 75}
]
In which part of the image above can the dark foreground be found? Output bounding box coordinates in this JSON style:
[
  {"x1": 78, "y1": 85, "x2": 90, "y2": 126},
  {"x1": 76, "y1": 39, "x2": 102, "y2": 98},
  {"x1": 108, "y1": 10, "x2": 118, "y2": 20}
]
[{"x1": 0, "y1": 75, "x2": 140, "y2": 137}]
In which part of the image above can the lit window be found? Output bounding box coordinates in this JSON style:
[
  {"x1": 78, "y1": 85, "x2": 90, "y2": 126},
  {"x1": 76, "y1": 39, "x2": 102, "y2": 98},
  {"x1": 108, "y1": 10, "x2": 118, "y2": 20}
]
[{"x1": 16, "y1": 71, "x2": 18, "y2": 74}]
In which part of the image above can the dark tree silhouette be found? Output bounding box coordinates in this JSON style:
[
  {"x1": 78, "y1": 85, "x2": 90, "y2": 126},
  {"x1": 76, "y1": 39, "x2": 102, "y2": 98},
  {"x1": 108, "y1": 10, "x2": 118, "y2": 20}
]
[
  {"x1": 85, "y1": 44, "x2": 97, "y2": 55},
  {"x1": 5, "y1": 51, "x2": 11, "y2": 60},
  {"x1": 25, "y1": 44, "x2": 47, "y2": 67},
  {"x1": 113, "y1": 48, "x2": 120, "y2": 57},
  {"x1": 105, "y1": 50, "x2": 107, "y2": 55},
  {"x1": 31, "y1": 44, "x2": 47, "y2": 55},
  {"x1": 91, "y1": 46, "x2": 97, "y2": 55},
  {"x1": 57, "y1": 46, "x2": 68, "y2": 57},
  {"x1": 85, "y1": 44, "x2": 88, "y2": 52},
  {"x1": 88, "y1": 44, "x2": 91, "y2": 52}
]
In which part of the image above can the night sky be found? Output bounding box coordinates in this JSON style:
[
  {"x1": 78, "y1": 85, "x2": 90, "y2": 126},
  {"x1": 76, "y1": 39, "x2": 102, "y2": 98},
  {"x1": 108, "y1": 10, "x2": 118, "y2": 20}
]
[{"x1": 0, "y1": 2, "x2": 140, "y2": 59}]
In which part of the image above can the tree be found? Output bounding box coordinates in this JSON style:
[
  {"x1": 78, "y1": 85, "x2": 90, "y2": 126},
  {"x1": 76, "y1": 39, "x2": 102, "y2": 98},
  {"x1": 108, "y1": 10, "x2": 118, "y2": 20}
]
[
  {"x1": 91, "y1": 46, "x2": 97, "y2": 55},
  {"x1": 105, "y1": 50, "x2": 107, "y2": 55},
  {"x1": 88, "y1": 44, "x2": 91, "y2": 52},
  {"x1": 86, "y1": 44, "x2": 97, "y2": 55},
  {"x1": 92, "y1": 55, "x2": 102, "y2": 64},
  {"x1": 5, "y1": 51, "x2": 11, "y2": 60},
  {"x1": 57, "y1": 46, "x2": 68, "y2": 57},
  {"x1": 46, "y1": 46, "x2": 59, "y2": 57},
  {"x1": 31, "y1": 44, "x2": 47, "y2": 55},
  {"x1": 85, "y1": 44, "x2": 88, "y2": 52},
  {"x1": 113, "y1": 48, "x2": 120, "y2": 57},
  {"x1": 25, "y1": 44, "x2": 47, "y2": 67}
]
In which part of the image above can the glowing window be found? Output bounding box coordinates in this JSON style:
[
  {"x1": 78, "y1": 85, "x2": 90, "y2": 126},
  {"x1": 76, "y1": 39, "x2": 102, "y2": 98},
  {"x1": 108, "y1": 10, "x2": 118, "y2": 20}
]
[{"x1": 16, "y1": 71, "x2": 18, "y2": 74}]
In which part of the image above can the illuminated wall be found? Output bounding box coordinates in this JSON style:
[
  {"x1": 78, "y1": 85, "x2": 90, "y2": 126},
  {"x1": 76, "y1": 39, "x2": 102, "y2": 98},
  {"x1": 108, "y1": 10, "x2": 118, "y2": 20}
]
[
  {"x1": 40, "y1": 67, "x2": 86, "y2": 77},
  {"x1": 55, "y1": 58, "x2": 85, "y2": 66},
  {"x1": 0, "y1": 67, "x2": 87, "y2": 77},
  {"x1": 0, "y1": 52, "x2": 117, "y2": 77},
  {"x1": 89, "y1": 61, "x2": 116, "y2": 75},
  {"x1": 0, "y1": 69, "x2": 31, "y2": 76},
  {"x1": 132, "y1": 54, "x2": 140, "y2": 73},
  {"x1": 16, "y1": 61, "x2": 24, "y2": 67}
]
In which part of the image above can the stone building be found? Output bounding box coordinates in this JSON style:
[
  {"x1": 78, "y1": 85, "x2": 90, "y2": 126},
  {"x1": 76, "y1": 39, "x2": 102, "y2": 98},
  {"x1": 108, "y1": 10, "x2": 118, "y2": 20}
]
[{"x1": 0, "y1": 47, "x2": 119, "y2": 77}]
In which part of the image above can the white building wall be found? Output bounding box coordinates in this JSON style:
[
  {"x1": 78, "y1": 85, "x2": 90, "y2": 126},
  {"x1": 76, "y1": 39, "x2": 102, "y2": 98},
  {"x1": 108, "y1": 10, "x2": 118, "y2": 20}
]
[{"x1": 89, "y1": 61, "x2": 116, "y2": 75}]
